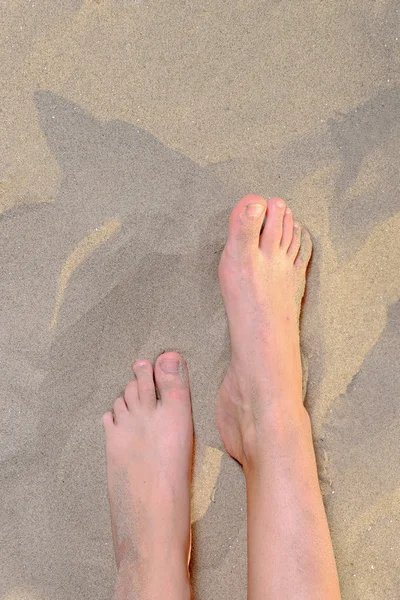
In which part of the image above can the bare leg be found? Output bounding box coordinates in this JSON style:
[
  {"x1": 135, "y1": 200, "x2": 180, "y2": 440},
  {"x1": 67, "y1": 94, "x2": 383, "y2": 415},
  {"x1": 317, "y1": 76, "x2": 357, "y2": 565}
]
[
  {"x1": 103, "y1": 353, "x2": 193, "y2": 600},
  {"x1": 217, "y1": 195, "x2": 341, "y2": 599}
]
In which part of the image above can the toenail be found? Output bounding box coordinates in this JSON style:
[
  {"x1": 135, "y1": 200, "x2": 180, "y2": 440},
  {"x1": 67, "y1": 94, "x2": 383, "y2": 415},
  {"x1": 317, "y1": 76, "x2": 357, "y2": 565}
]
[
  {"x1": 285, "y1": 207, "x2": 291, "y2": 214},
  {"x1": 276, "y1": 199, "x2": 285, "y2": 208},
  {"x1": 294, "y1": 222, "x2": 300, "y2": 229},
  {"x1": 160, "y1": 359, "x2": 180, "y2": 374},
  {"x1": 245, "y1": 203, "x2": 265, "y2": 217}
]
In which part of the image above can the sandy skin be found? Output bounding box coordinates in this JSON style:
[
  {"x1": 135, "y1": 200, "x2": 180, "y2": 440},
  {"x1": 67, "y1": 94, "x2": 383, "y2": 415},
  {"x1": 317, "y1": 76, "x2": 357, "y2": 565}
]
[{"x1": 103, "y1": 195, "x2": 341, "y2": 599}]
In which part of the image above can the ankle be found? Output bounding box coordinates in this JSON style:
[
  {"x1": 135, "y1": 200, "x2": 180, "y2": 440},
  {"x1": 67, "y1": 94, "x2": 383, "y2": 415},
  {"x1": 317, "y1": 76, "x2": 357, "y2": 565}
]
[{"x1": 242, "y1": 404, "x2": 311, "y2": 475}]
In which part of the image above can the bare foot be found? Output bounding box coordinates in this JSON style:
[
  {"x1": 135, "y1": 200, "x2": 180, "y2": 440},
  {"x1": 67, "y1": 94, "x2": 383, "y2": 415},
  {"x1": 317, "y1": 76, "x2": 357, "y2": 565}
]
[
  {"x1": 216, "y1": 195, "x2": 341, "y2": 600},
  {"x1": 216, "y1": 194, "x2": 312, "y2": 468},
  {"x1": 103, "y1": 352, "x2": 193, "y2": 600}
]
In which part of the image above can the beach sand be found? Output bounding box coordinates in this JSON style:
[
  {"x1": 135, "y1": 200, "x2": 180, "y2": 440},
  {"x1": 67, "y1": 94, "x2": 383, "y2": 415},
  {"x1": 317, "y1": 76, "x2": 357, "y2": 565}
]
[{"x1": 1, "y1": 1, "x2": 400, "y2": 598}]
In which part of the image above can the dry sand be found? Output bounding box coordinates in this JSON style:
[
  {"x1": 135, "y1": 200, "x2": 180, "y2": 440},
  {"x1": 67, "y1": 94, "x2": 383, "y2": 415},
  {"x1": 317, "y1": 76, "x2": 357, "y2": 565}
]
[{"x1": 1, "y1": 1, "x2": 400, "y2": 598}]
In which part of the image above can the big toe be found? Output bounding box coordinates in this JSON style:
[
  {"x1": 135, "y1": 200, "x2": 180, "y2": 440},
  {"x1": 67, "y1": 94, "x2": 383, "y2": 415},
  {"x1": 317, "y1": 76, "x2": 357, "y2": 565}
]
[
  {"x1": 225, "y1": 194, "x2": 267, "y2": 256},
  {"x1": 154, "y1": 352, "x2": 191, "y2": 409}
]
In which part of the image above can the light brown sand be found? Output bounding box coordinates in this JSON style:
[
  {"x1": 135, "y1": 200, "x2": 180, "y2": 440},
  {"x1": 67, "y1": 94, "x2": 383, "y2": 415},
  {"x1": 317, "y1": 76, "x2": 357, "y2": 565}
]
[{"x1": 1, "y1": 1, "x2": 400, "y2": 599}]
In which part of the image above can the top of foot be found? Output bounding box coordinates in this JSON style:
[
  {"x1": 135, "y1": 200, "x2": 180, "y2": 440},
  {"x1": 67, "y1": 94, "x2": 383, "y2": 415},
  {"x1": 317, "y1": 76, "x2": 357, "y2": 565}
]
[
  {"x1": 217, "y1": 195, "x2": 312, "y2": 468},
  {"x1": 219, "y1": 194, "x2": 312, "y2": 315},
  {"x1": 103, "y1": 352, "x2": 193, "y2": 600}
]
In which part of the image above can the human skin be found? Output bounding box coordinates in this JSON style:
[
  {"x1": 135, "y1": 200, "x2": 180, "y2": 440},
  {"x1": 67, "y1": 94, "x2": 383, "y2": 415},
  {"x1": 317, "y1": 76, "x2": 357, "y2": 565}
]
[
  {"x1": 103, "y1": 194, "x2": 341, "y2": 600},
  {"x1": 216, "y1": 195, "x2": 341, "y2": 599}
]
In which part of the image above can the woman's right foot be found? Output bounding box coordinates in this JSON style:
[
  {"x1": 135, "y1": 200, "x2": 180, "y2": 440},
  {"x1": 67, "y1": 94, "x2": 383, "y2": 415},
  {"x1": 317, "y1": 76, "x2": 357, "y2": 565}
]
[
  {"x1": 216, "y1": 195, "x2": 341, "y2": 600},
  {"x1": 217, "y1": 194, "x2": 312, "y2": 469}
]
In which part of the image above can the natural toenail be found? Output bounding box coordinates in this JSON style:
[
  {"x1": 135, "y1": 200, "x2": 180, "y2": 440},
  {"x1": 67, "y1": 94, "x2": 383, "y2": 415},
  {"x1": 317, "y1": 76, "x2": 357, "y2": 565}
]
[
  {"x1": 285, "y1": 207, "x2": 291, "y2": 214},
  {"x1": 294, "y1": 222, "x2": 300, "y2": 229},
  {"x1": 160, "y1": 359, "x2": 180, "y2": 374},
  {"x1": 245, "y1": 203, "x2": 265, "y2": 217},
  {"x1": 276, "y1": 199, "x2": 285, "y2": 208}
]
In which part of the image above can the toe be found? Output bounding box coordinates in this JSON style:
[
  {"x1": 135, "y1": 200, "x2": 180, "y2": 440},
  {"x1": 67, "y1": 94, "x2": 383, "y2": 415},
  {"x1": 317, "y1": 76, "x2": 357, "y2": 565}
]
[
  {"x1": 102, "y1": 411, "x2": 114, "y2": 432},
  {"x1": 280, "y1": 207, "x2": 294, "y2": 251},
  {"x1": 124, "y1": 378, "x2": 139, "y2": 410},
  {"x1": 295, "y1": 227, "x2": 313, "y2": 270},
  {"x1": 132, "y1": 360, "x2": 157, "y2": 408},
  {"x1": 113, "y1": 396, "x2": 127, "y2": 424},
  {"x1": 260, "y1": 197, "x2": 286, "y2": 254},
  {"x1": 154, "y1": 352, "x2": 191, "y2": 409},
  {"x1": 226, "y1": 194, "x2": 267, "y2": 255},
  {"x1": 287, "y1": 220, "x2": 302, "y2": 261}
]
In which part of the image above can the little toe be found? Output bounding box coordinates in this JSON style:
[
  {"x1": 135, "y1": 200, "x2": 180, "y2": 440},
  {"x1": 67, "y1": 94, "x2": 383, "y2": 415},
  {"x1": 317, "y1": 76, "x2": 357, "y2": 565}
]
[
  {"x1": 287, "y1": 220, "x2": 302, "y2": 261},
  {"x1": 132, "y1": 360, "x2": 157, "y2": 408},
  {"x1": 124, "y1": 379, "x2": 139, "y2": 410},
  {"x1": 226, "y1": 194, "x2": 267, "y2": 256},
  {"x1": 260, "y1": 197, "x2": 286, "y2": 254},
  {"x1": 113, "y1": 396, "x2": 128, "y2": 424},
  {"x1": 280, "y1": 207, "x2": 294, "y2": 251},
  {"x1": 154, "y1": 352, "x2": 191, "y2": 409},
  {"x1": 295, "y1": 227, "x2": 313, "y2": 271},
  {"x1": 102, "y1": 411, "x2": 114, "y2": 432}
]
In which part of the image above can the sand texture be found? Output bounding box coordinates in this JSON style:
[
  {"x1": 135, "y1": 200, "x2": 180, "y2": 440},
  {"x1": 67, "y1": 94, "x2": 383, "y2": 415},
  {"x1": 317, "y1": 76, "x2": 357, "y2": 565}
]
[{"x1": 1, "y1": 1, "x2": 400, "y2": 598}]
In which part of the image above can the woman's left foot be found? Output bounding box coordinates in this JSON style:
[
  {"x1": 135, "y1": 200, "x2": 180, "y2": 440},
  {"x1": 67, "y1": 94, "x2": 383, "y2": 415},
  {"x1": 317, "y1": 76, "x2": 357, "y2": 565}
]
[{"x1": 103, "y1": 352, "x2": 193, "y2": 600}]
